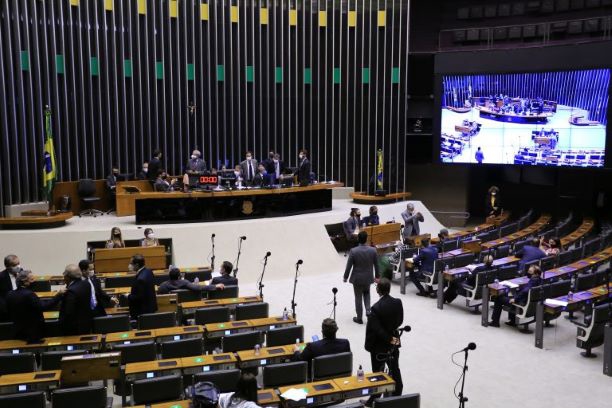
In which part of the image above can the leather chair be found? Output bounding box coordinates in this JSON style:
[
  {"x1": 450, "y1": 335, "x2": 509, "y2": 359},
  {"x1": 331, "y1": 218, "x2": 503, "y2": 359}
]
[
  {"x1": 131, "y1": 374, "x2": 183, "y2": 406},
  {"x1": 222, "y1": 331, "x2": 262, "y2": 353},
  {"x1": 193, "y1": 369, "x2": 241, "y2": 393},
  {"x1": 0, "y1": 353, "x2": 36, "y2": 375},
  {"x1": 160, "y1": 338, "x2": 203, "y2": 359},
  {"x1": 262, "y1": 361, "x2": 308, "y2": 388},
  {"x1": 77, "y1": 179, "x2": 104, "y2": 217},
  {"x1": 235, "y1": 302, "x2": 269, "y2": 320},
  {"x1": 266, "y1": 325, "x2": 304, "y2": 347},
  {"x1": 373, "y1": 393, "x2": 421, "y2": 408},
  {"x1": 194, "y1": 306, "x2": 230, "y2": 325},
  {"x1": 576, "y1": 303, "x2": 611, "y2": 357},
  {"x1": 207, "y1": 285, "x2": 239, "y2": 299},
  {"x1": 93, "y1": 315, "x2": 131, "y2": 334},
  {"x1": 138, "y1": 312, "x2": 177, "y2": 330},
  {"x1": 52, "y1": 385, "x2": 111, "y2": 408},
  {"x1": 311, "y1": 351, "x2": 353, "y2": 381},
  {"x1": 0, "y1": 391, "x2": 46, "y2": 408},
  {"x1": 41, "y1": 350, "x2": 86, "y2": 370}
]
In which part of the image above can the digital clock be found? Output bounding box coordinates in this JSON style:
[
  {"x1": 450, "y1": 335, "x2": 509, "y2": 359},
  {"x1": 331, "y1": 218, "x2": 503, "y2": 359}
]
[{"x1": 199, "y1": 176, "x2": 219, "y2": 185}]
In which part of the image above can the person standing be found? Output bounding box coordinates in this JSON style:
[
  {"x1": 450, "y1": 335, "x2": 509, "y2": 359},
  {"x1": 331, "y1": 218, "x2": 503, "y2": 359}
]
[
  {"x1": 364, "y1": 278, "x2": 404, "y2": 404},
  {"x1": 185, "y1": 149, "x2": 207, "y2": 174},
  {"x1": 126, "y1": 254, "x2": 157, "y2": 320},
  {"x1": 240, "y1": 151, "x2": 258, "y2": 186},
  {"x1": 344, "y1": 231, "x2": 380, "y2": 324},
  {"x1": 59, "y1": 264, "x2": 94, "y2": 335},
  {"x1": 79, "y1": 260, "x2": 117, "y2": 317},
  {"x1": 401, "y1": 203, "x2": 424, "y2": 242},
  {"x1": 486, "y1": 186, "x2": 502, "y2": 217},
  {"x1": 148, "y1": 150, "x2": 163, "y2": 181},
  {"x1": 0, "y1": 254, "x2": 21, "y2": 322},
  {"x1": 296, "y1": 149, "x2": 311, "y2": 186},
  {"x1": 136, "y1": 160, "x2": 149, "y2": 180},
  {"x1": 475, "y1": 147, "x2": 484, "y2": 164},
  {"x1": 343, "y1": 208, "x2": 361, "y2": 240}
]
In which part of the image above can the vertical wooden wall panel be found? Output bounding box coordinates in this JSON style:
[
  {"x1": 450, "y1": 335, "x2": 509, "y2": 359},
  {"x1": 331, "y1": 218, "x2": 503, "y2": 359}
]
[{"x1": 0, "y1": 0, "x2": 409, "y2": 214}]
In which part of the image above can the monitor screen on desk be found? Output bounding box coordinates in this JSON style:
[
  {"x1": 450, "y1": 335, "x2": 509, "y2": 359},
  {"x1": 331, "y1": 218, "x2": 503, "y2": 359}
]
[{"x1": 438, "y1": 68, "x2": 610, "y2": 168}]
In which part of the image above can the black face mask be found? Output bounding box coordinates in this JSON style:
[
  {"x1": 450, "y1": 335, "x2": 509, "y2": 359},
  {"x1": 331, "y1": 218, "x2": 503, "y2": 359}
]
[{"x1": 162, "y1": 175, "x2": 168, "y2": 180}]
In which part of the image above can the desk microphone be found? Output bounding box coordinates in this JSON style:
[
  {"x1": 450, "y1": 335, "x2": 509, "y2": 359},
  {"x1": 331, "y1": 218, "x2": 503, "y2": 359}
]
[
  {"x1": 462, "y1": 342, "x2": 477, "y2": 352},
  {"x1": 240, "y1": 236, "x2": 247, "y2": 240},
  {"x1": 296, "y1": 259, "x2": 303, "y2": 265},
  {"x1": 211, "y1": 233, "x2": 216, "y2": 238},
  {"x1": 265, "y1": 251, "x2": 271, "y2": 258},
  {"x1": 332, "y1": 287, "x2": 338, "y2": 294}
]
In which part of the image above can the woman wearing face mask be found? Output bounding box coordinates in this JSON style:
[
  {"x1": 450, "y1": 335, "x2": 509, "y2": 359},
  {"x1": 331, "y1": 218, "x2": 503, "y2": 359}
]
[
  {"x1": 106, "y1": 227, "x2": 125, "y2": 248},
  {"x1": 141, "y1": 228, "x2": 160, "y2": 247}
]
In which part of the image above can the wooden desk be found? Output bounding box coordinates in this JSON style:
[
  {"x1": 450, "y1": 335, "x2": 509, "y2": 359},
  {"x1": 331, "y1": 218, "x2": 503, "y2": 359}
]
[
  {"x1": 249, "y1": 316, "x2": 297, "y2": 332},
  {"x1": 37, "y1": 291, "x2": 59, "y2": 299},
  {"x1": 481, "y1": 215, "x2": 551, "y2": 250},
  {"x1": 350, "y1": 192, "x2": 411, "y2": 204},
  {"x1": 124, "y1": 358, "x2": 183, "y2": 381},
  {"x1": 93, "y1": 245, "x2": 166, "y2": 273},
  {"x1": 105, "y1": 330, "x2": 156, "y2": 347},
  {"x1": 115, "y1": 181, "x2": 154, "y2": 216},
  {"x1": 560, "y1": 218, "x2": 594, "y2": 248},
  {"x1": 0, "y1": 211, "x2": 73, "y2": 230},
  {"x1": 53, "y1": 179, "x2": 111, "y2": 213},
  {"x1": 237, "y1": 344, "x2": 305, "y2": 368},
  {"x1": 278, "y1": 379, "x2": 344, "y2": 407},
  {"x1": 258, "y1": 388, "x2": 281, "y2": 408},
  {"x1": 179, "y1": 296, "x2": 262, "y2": 315},
  {"x1": 153, "y1": 326, "x2": 205, "y2": 342},
  {"x1": 61, "y1": 352, "x2": 122, "y2": 384},
  {"x1": 362, "y1": 223, "x2": 401, "y2": 253},
  {"x1": 204, "y1": 316, "x2": 296, "y2": 338},
  {"x1": 180, "y1": 353, "x2": 238, "y2": 376},
  {"x1": 332, "y1": 372, "x2": 395, "y2": 399},
  {"x1": 133, "y1": 401, "x2": 192, "y2": 408},
  {"x1": 0, "y1": 334, "x2": 102, "y2": 353},
  {"x1": 0, "y1": 370, "x2": 60, "y2": 395}
]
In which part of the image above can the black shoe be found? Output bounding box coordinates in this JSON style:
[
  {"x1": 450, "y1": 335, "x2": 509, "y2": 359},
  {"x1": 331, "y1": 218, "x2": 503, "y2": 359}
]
[
  {"x1": 428, "y1": 292, "x2": 437, "y2": 298},
  {"x1": 360, "y1": 398, "x2": 373, "y2": 407},
  {"x1": 416, "y1": 291, "x2": 429, "y2": 297},
  {"x1": 488, "y1": 321, "x2": 500, "y2": 327},
  {"x1": 445, "y1": 297, "x2": 456, "y2": 304},
  {"x1": 505, "y1": 321, "x2": 517, "y2": 327},
  {"x1": 353, "y1": 317, "x2": 364, "y2": 324}
]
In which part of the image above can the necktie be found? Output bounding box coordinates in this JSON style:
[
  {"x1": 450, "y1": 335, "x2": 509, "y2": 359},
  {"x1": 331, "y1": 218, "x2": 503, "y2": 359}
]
[
  {"x1": 275, "y1": 162, "x2": 280, "y2": 178},
  {"x1": 88, "y1": 279, "x2": 97, "y2": 310},
  {"x1": 248, "y1": 161, "x2": 253, "y2": 180}
]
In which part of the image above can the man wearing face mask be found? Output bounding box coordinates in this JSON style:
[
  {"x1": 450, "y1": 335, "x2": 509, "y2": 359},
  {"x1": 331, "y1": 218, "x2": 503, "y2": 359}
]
[
  {"x1": 253, "y1": 164, "x2": 271, "y2": 187},
  {"x1": 343, "y1": 208, "x2": 362, "y2": 240},
  {"x1": 148, "y1": 150, "x2": 163, "y2": 182},
  {"x1": 185, "y1": 149, "x2": 207, "y2": 174},
  {"x1": 240, "y1": 151, "x2": 258, "y2": 186},
  {"x1": 79, "y1": 260, "x2": 118, "y2": 317},
  {"x1": 126, "y1": 254, "x2": 157, "y2": 319},
  {"x1": 261, "y1": 151, "x2": 276, "y2": 176},
  {"x1": 106, "y1": 165, "x2": 121, "y2": 192},
  {"x1": 486, "y1": 186, "x2": 502, "y2": 217},
  {"x1": 401, "y1": 203, "x2": 424, "y2": 243},
  {"x1": 233, "y1": 165, "x2": 244, "y2": 188},
  {"x1": 0, "y1": 254, "x2": 21, "y2": 322},
  {"x1": 154, "y1": 169, "x2": 176, "y2": 192},
  {"x1": 59, "y1": 264, "x2": 94, "y2": 336},
  {"x1": 296, "y1": 149, "x2": 311, "y2": 186},
  {"x1": 136, "y1": 160, "x2": 149, "y2": 180}
]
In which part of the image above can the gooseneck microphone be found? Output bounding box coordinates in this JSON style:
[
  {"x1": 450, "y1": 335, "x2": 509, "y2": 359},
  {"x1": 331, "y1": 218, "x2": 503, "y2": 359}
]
[
  {"x1": 462, "y1": 342, "x2": 477, "y2": 352},
  {"x1": 296, "y1": 259, "x2": 303, "y2": 265},
  {"x1": 265, "y1": 251, "x2": 271, "y2": 257},
  {"x1": 258, "y1": 251, "x2": 271, "y2": 298},
  {"x1": 211, "y1": 233, "x2": 215, "y2": 238},
  {"x1": 332, "y1": 287, "x2": 338, "y2": 294},
  {"x1": 240, "y1": 236, "x2": 247, "y2": 240}
]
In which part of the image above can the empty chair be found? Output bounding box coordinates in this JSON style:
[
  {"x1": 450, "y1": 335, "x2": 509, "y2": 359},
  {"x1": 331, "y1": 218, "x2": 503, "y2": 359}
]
[
  {"x1": 0, "y1": 322, "x2": 14, "y2": 341},
  {"x1": 207, "y1": 285, "x2": 239, "y2": 300},
  {"x1": 583, "y1": 238, "x2": 602, "y2": 256},
  {"x1": 312, "y1": 352, "x2": 353, "y2": 381},
  {"x1": 576, "y1": 303, "x2": 611, "y2": 357},
  {"x1": 172, "y1": 289, "x2": 202, "y2": 303},
  {"x1": 453, "y1": 253, "x2": 475, "y2": 268},
  {"x1": 495, "y1": 244, "x2": 511, "y2": 259},
  {"x1": 539, "y1": 255, "x2": 557, "y2": 271},
  {"x1": 513, "y1": 240, "x2": 528, "y2": 253},
  {"x1": 235, "y1": 302, "x2": 269, "y2": 320},
  {"x1": 570, "y1": 246, "x2": 584, "y2": 262},
  {"x1": 0, "y1": 391, "x2": 46, "y2": 408},
  {"x1": 44, "y1": 319, "x2": 62, "y2": 337},
  {"x1": 138, "y1": 312, "x2": 177, "y2": 330},
  {"x1": 0, "y1": 353, "x2": 36, "y2": 375},
  {"x1": 496, "y1": 264, "x2": 519, "y2": 281},
  {"x1": 575, "y1": 269, "x2": 609, "y2": 291},
  {"x1": 131, "y1": 374, "x2": 183, "y2": 406},
  {"x1": 263, "y1": 361, "x2": 308, "y2": 388},
  {"x1": 41, "y1": 350, "x2": 86, "y2": 370},
  {"x1": 500, "y1": 222, "x2": 518, "y2": 238},
  {"x1": 160, "y1": 338, "x2": 203, "y2": 359},
  {"x1": 222, "y1": 331, "x2": 263, "y2": 353},
  {"x1": 193, "y1": 369, "x2": 241, "y2": 393},
  {"x1": 373, "y1": 393, "x2": 421, "y2": 408},
  {"x1": 266, "y1": 325, "x2": 304, "y2": 347},
  {"x1": 93, "y1": 315, "x2": 131, "y2": 334},
  {"x1": 194, "y1": 306, "x2": 231, "y2": 325},
  {"x1": 441, "y1": 239, "x2": 459, "y2": 252},
  {"x1": 77, "y1": 179, "x2": 104, "y2": 217},
  {"x1": 29, "y1": 280, "x2": 51, "y2": 292},
  {"x1": 104, "y1": 276, "x2": 135, "y2": 289},
  {"x1": 52, "y1": 385, "x2": 110, "y2": 408},
  {"x1": 112, "y1": 341, "x2": 157, "y2": 364},
  {"x1": 557, "y1": 250, "x2": 573, "y2": 266}
]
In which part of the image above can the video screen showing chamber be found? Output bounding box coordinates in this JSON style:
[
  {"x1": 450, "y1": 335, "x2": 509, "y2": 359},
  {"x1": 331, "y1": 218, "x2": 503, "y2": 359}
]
[{"x1": 439, "y1": 69, "x2": 609, "y2": 167}]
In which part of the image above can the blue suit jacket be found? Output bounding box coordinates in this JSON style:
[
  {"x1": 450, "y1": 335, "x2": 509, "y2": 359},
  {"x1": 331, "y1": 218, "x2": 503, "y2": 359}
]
[
  {"x1": 414, "y1": 246, "x2": 438, "y2": 273},
  {"x1": 517, "y1": 245, "x2": 546, "y2": 270}
]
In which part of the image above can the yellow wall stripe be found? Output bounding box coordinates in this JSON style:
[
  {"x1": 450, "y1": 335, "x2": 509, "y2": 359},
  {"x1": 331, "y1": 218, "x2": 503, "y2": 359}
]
[
  {"x1": 319, "y1": 10, "x2": 327, "y2": 27},
  {"x1": 137, "y1": 0, "x2": 146, "y2": 15},
  {"x1": 230, "y1": 6, "x2": 239, "y2": 23},
  {"x1": 260, "y1": 8, "x2": 268, "y2": 25},
  {"x1": 348, "y1": 11, "x2": 357, "y2": 27},
  {"x1": 200, "y1": 3, "x2": 209, "y2": 21},
  {"x1": 169, "y1": 0, "x2": 178, "y2": 18},
  {"x1": 378, "y1": 10, "x2": 386, "y2": 27},
  {"x1": 289, "y1": 9, "x2": 298, "y2": 26}
]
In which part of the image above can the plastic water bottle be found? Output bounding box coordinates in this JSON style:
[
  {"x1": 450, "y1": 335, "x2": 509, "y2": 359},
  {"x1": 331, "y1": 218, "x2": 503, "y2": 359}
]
[
  {"x1": 445, "y1": 264, "x2": 450, "y2": 273},
  {"x1": 494, "y1": 278, "x2": 500, "y2": 285},
  {"x1": 357, "y1": 365, "x2": 365, "y2": 381},
  {"x1": 392, "y1": 217, "x2": 396, "y2": 223},
  {"x1": 567, "y1": 291, "x2": 573, "y2": 301},
  {"x1": 254, "y1": 344, "x2": 260, "y2": 355},
  {"x1": 282, "y1": 308, "x2": 288, "y2": 321},
  {"x1": 194, "y1": 277, "x2": 200, "y2": 284}
]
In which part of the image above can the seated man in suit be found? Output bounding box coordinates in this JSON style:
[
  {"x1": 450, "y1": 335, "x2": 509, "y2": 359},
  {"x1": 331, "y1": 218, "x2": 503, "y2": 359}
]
[
  {"x1": 106, "y1": 165, "x2": 120, "y2": 192},
  {"x1": 401, "y1": 203, "x2": 424, "y2": 243},
  {"x1": 361, "y1": 206, "x2": 380, "y2": 227},
  {"x1": 516, "y1": 238, "x2": 546, "y2": 272},
  {"x1": 211, "y1": 261, "x2": 238, "y2": 286},
  {"x1": 490, "y1": 265, "x2": 542, "y2": 327},
  {"x1": 7, "y1": 269, "x2": 64, "y2": 343},
  {"x1": 126, "y1": 254, "x2": 158, "y2": 319},
  {"x1": 292, "y1": 318, "x2": 350, "y2": 372},
  {"x1": 253, "y1": 164, "x2": 272, "y2": 187},
  {"x1": 409, "y1": 238, "x2": 438, "y2": 297},
  {"x1": 59, "y1": 264, "x2": 94, "y2": 335},
  {"x1": 136, "y1": 160, "x2": 149, "y2": 180},
  {"x1": 154, "y1": 169, "x2": 177, "y2": 192},
  {"x1": 158, "y1": 267, "x2": 223, "y2": 294},
  {"x1": 443, "y1": 254, "x2": 495, "y2": 304},
  {"x1": 79, "y1": 260, "x2": 118, "y2": 317}
]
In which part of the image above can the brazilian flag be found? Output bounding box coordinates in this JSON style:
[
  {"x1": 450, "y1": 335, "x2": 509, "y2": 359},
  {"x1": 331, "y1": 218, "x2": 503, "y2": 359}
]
[
  {"x1": 376, "y1": 149, "x2": 383, "y2": 190},
  {"x1": 42, "y1": 106, "x2": 57, "y2": 202}
]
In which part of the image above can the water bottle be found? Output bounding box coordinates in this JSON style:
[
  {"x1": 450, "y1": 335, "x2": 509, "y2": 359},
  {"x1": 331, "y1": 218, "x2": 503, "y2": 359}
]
[
  {"x1": 445, "y1": 264, "x2": 450, "y2": 273},
  {"x1": 194, "y1": 277, "x2": 200, "y2": 284},
  {"x1": 494, "y1": 278, "x2": 500, "y2": 285},
  {"x1": 357, "y1": 365, "x2": 365, "y2": 381},
  {"x1": 392, "y1": 216, "x2": 396, "y2": 223},
  {"x1": 567, "y1": 291, "x2": 573, "y2": 301},
  {"x1": 282, "y1": 308, "x2": 288, "y2": 321},
  {"x1": 254, "y1": 344, "x2": 260, "y2": 356}
]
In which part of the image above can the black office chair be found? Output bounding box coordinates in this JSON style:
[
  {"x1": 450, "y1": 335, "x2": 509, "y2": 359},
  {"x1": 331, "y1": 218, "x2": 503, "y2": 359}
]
[
  {"x1": 104, "y1": 276, "x2": 135, "y2": 289},
  {"x1": 131, "y1": 374, "x2": 183, "y2": 406},
  {"x1": 0, "y1": 353, "x2": 36, "y2": 375},
  {"x1": 172, "y1": 289, "x2": 202, "y2": 303},
  {"x1": 29, "y1": 280, "x2": 51, "y2": 292},
  {"x1": 222, "y1": 331, "x2": 263, "y2": 353},
  {"x1": 0, "y1": 322, "x2": 14, "y2": 340},
  {"x1": 52, "y1": 385, "x2": 111, "y2": 408},
  {"x1": 44, "y1": 319, "x2": 62, "y2": 337},
  {"x1": 41, "y1": 350, "x2": 86, "y2": 370},
  {"x1": 266, "y1": 325, "x2": 304, "y2": 347},
  {"x1": 207, "y1": 285, "x2": 239, "y2": 299},
  {"x1": 194, "y1": 306, "x2": 231, "y2": 325},
  {"x1": 112, "y1": 341, "x2": 157, "y2": 364},
  {"x1": 93, "y1": 315, "x2": 131, "y2": 334},
  {"x1": 495, "y1": 244, "x2": 511, "y2": 259},
  {"x1": 138, "y1": 312, "x2": 177, "y2": 330},
  {"x1": 262, "y1": 361, "x2": 308, "y2": 388},
  {"x1": 576, "y1": 303, "x2": 611, "y2": 357},
  {"x1": 311, "y1": 352, "x2": 353, "y2": 381},
  {"x1": 373, "y1": 393, "x2": 421, "y2": 408},
  {"x1": 77, "y1": 178, "x2": 104, "y2": 217},
  {"x1": 160, "y1": 338, "x2": 203, "y2": 359},
  {"x1": 235, "y1": 302, "x2": 269, "y2": 320},
  {"x1": 193, "y1": 369, "x2": 241, "y2": 393},
  {"x1": 0, "y1": 391, "x2": 46, "y2": 408},
  {"x1": 453, "y1": 253, "x2": 475, "y2": 268}
]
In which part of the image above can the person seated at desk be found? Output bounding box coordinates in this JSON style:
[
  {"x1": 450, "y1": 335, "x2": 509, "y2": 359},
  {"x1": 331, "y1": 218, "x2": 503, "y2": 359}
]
[
  {"x1": 401, "y1": 203, "x2": 423, "y2": 243},
  {"x1": 490, "y1": 265, "x2": 542, "y2": 327},
  {"x1": 218, "y1": 373, "x2": 261, "y2": 408},
  {"x1": 516, "y1": 238, "x2": 546, "y2": 272},
  {"x1": 105, "y1": 227, "x2": 125, "y2": 248},
  {"x1": 79, "y1": 259, "x2": 118, "y2": 317},
  {"x1": 409, "y1": 238, "x2": 438, "y2": 297},
  {"x1": 125, "y1": 254, "x2": 157, "y2": 319},
  {"x1": 59, "y1": 264, "x2": 94, "y2": 335},
  {"x1": 233, "y1": 165, "x2": 244, "y2": 188},
  {"x1": 154, "y1": 169, "x2": 177, "y2": 192},
  {"x1": 362, "y1": 206, "x2": 380, "y2": 227},
  {"x1": 185, "y1": 149, "x2": 207, "y2": 175},
  {"x1": 0, "y1": 254, "x2": 21, "y2": 322},
  {"x1": 158, "y1": 267, "x2": 223, "y2": 294},
  {"x1": 136, "y1": 160, "x2": 149, "y2": 180},
  {"x1": 436, "y1": 228, "x2": 450, "y2": 250},
  {"x1": 7, "y1": 269, "x2": 64, "y2": 343},
  {"x1": 539, "y1": 236, "x2": 561, "y2": 256},
  {"x1": 253, "y1": 164, "x2": 272, "y2": 187},
  {"x1": 443, "y1": 255, "x2": 494, "y2": 304},
  {"x1": 343, "y1": 208, "x2": 361, "y2": 241},
  {"x1": 141, "y1": 228, "x2": 160, "y2": 247},
  {"x1": 211, "y1": 261, "x2": 238, "y2": 286},
  {"x1": 292, "y1": 318, "x2": 350, "y2": 371},
  {"x1": 486, "y1": 186, "x2": 502, "y2": 217}
]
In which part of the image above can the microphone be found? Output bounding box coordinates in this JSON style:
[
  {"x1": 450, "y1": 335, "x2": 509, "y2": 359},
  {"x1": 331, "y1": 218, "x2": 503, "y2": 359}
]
[
  {"x1": 462, "y1": 342, "x2": 477, "y2": 351},
  {"x1": 401, "y1": 325, "x2": 411, "y2": 333},
  {"x1": 296, "y1": 259, "x2": 303, "y2": 265},
  {"x1": 211, "y1": 233, "x2": 216, "y2": 238},
  {"x1": 332, "y1": 287, "x2": 338, "y2": 294},
  {"x1": 240, "y1": 236, "x2": 247, "y2": 240},
  {"x1": 265, "y1": 251, "x2": 271, "y2": 257}
]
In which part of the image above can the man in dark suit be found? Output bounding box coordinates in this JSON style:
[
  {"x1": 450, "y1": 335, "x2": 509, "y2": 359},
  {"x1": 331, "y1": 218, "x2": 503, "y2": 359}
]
[
  {"x1": 59, "y1": 264, "x2": 94, "y2": 335},
  {"x1": 401, "y1": 203, "x2": 423, "y2": 241},
  {"x1": 409, "y1": 239, "x2": 438, "y2": 297},
  {"x1": 185, "y1": 149, "x2": 207, "y2": 174},
  {"x1": 6, "y1": 269, "x2": 64, "y2": 343},
  {"x1": 490, "y1": 265, "x2": 542, "y2": 327},
  {"x1": 296, "y1": 149, "x2": 311, "y2": 186},
  {"x1": 158, "y1": 267, "x2": 222, "y2": 294},
  {"x1": 136, "y1": 160, "x2": 149, "y2": 180},
  {"x1": 127, "y1": 254, "x2": 158, "y2": 319},
  {"x1": 239, "y1": 151, "x2": 258, "y2": 186},
  {"x1": 444, "y1": 254, "x2": 494, "y2": 304},
  {"x1": 365, "y1": 278, "x2": 404, "y2": 402},
  {"x1": 343, "y1": 208, "x2": 361, "y2": 240},
  {"x1": 516, "y1": 238, "x2": 546, "y2": 272},
  {"x1": 154, "y1": 169, "x2": 176, "y2": 192},
  {"x1": 148, "y1": 150, "x2": 163, "y2": 181},
  {"x1": 261, "y1": 151, "x2": 276, "y2": 175},
  {"x1": 79, "y1": 260, "x2": 117, "y2": 317},
  {"x1": 106, "y1": 165, "x2": 120, "y2": 192},
  {"x1": 211, "y1": 261, "x2": 238, "y2": 286},
  {"x1": 0, "y1": 254, "x2": 20, "y2": 322},
  {"x1": 292, "y1": 318, "x2": 350, "y2": 373},
  {"x1": 344, "y1": 231, "x2": 380, "y2": 324},
  {"x1": 486, "y1": 186, "x2": 502, "y2": 216}
]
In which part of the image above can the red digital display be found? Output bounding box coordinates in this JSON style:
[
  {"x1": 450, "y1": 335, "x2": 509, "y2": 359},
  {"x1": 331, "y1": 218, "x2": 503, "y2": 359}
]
[{"x1": 199, "y1": 176, "x2": 219, "y2": 185}]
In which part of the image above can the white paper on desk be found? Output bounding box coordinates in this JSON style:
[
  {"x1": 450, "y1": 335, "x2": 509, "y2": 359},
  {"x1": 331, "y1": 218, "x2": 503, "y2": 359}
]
[
  {"x1": 210, "y1": 271, "x2": 221, "y2": 278},
  {"x1": 465, "y1": 264, "x2": 478, "y2": 272},
  {"x1": 545, "y1": 299, "x2": 568, "y2": 307},
  {"x1": 281, "y1": 388, "x2": 308, "y2": 401},
  {"x1": 500, "y1": 281, "x2": 519, "y2": 289}
]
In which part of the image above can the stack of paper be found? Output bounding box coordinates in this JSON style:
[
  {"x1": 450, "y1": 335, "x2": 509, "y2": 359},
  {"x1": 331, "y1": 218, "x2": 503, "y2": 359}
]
[{"x1": 281, "y1": 388, "x2": 308, "y2": 401}]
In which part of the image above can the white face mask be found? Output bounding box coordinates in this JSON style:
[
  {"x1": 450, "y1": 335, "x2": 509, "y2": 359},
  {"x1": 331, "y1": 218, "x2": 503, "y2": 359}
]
[
  {"x1": 299, "y1": 154, "x2": 304, "y2": 159},
  {"x1": 147, "y1": 233, "x2": 155, "y2": 238},
  {"x1": 273, "y1": 159, "x2": 278, "y2": 163},
  {"x1": 128, "y1": 263, "x2": 134, "y2": 272},
  {"x1": 234, "y1": 171, "x2": 241, "y2": 177},
  {"x1": 246, "y1": 156, "x2": 252, "y2": 161},
  {"x1": 191, "y1": 155, "x2": 197, "y2": 159},
  {"x1": 142, "y1": 167, "x2": 148, "y2": 173}
]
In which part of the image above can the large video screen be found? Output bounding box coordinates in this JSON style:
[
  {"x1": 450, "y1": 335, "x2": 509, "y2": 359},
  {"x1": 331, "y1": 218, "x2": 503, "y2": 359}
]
[{"x1": 439, "y1": 69, "x2": 609, "y2": 167}]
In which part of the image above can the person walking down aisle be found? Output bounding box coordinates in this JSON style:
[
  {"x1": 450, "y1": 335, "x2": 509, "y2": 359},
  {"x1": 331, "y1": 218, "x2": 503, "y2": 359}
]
[{"x1": 344, "y1": 231, "x2": 380, "y2": 324}]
